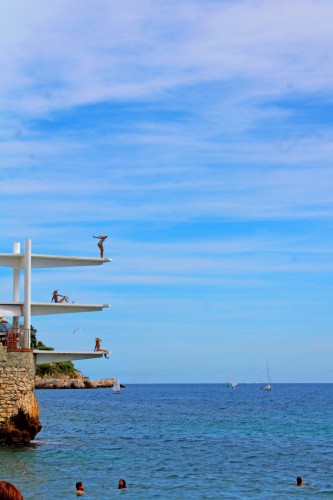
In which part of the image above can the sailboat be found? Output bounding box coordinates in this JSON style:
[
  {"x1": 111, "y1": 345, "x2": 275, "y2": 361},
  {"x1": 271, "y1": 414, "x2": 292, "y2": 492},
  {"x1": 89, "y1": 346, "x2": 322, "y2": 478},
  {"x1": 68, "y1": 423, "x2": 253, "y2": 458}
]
[
  {"x1": 112, "y1": 378, "x2": 121, "y2": 394},
  {"x1": 261, "y1": 362, "x2": 272, "y2": 391}
]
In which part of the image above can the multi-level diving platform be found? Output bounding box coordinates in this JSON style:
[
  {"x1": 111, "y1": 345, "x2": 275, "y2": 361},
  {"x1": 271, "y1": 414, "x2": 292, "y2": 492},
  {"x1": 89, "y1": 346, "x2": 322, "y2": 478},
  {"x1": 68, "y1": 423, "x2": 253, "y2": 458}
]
[{"x1": 0, "y1": 240, "x2": 111, "y2": 364}]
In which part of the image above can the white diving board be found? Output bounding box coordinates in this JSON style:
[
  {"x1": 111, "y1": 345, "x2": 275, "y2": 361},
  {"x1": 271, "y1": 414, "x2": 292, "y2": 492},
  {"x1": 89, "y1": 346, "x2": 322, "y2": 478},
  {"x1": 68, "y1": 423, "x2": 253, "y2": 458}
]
[
  {"x1": 33, "y1": 350, "x2": 111, "y2": 365},
  {"x1": 0, "y1": 302, "x2": 110, "y2": 317},
  {"x1": 0, "y1": 254, "x2": 111, "y2": 269},
  {"x1": 0, "y1": 240, "x2": 112, "y2": 352}
]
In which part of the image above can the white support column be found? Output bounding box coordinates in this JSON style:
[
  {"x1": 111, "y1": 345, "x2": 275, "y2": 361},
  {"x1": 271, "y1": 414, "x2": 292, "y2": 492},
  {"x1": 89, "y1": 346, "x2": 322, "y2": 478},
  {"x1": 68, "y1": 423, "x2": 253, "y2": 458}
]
[
  {"x1": 12, "y1": 242, "x2": 20, "y2": 330},
  {"x1": 23, "y1": 239, "x2": 32, "y2": 348}
]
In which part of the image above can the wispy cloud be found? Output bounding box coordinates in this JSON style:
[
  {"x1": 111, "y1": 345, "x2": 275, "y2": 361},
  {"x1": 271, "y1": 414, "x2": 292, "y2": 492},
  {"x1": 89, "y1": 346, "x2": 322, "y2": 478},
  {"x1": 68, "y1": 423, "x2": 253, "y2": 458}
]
[
  {"x1": 1, "y1": 0, "x2": 333, "y2": 381},
  {"x1": 2, "y1": 1, "x2": 333, "y2": 113}
]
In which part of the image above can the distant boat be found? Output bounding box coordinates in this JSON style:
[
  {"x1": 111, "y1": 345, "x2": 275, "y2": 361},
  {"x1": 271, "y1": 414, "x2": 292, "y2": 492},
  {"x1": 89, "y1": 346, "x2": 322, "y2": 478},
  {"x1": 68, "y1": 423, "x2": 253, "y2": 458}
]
[
  {"x1": 227, "y1": 379, "x2": 237, "y2": 390},
  {"x1": 261, "y1": 362, "x2": 272, "y2": 391},
  {"x1": 112, "y1": 378, "x2": 121, "y2": 394}
]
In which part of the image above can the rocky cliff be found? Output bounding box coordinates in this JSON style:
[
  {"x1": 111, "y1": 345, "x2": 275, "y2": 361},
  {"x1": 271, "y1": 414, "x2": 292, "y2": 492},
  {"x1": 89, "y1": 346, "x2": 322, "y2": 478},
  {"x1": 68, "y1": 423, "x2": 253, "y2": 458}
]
[{"x1": 35, "y1": 373, "x2": 125, "y2": 389}]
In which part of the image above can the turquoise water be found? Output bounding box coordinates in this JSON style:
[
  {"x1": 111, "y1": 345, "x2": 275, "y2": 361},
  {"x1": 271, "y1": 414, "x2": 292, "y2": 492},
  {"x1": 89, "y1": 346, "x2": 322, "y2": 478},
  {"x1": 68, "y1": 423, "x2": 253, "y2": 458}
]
[{"x1": 0, "y1": 384, "x2": 332, "y2": 499}]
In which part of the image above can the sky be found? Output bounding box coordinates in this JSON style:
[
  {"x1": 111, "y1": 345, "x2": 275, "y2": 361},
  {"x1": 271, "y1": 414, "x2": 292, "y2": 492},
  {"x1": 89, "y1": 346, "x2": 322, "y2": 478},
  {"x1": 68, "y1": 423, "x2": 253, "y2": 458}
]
[{"x1": 1, "y1": 0, "x2": 333, "y2": 383}]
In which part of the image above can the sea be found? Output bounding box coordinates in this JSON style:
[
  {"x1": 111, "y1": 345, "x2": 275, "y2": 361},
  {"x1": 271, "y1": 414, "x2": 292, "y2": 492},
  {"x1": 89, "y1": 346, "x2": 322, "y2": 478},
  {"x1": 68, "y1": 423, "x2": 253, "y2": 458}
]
[{"x1": 0, "y1": 384, "x2": 332, "y2": 499}]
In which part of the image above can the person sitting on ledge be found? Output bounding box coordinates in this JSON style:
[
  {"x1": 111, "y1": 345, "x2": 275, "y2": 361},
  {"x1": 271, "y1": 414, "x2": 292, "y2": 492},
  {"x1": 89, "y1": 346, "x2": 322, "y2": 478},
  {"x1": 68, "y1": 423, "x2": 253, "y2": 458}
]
[
  {"x1": 51, "y1": 290, "x2": 69, "y2": 303},
  {"x1": 94, "y1": 338, "x2": 109, "y2": 358}
]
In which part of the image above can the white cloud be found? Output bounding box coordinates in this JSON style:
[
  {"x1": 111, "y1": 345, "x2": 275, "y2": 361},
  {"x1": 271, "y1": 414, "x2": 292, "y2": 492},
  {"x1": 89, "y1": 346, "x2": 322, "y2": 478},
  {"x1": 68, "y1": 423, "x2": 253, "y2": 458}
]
[
  {"x1": 1, "y1": 0, "x2": 333, "y2": 382},
  {"x1": 2, "y1": 0, "x2": 333, "y2": 116}
]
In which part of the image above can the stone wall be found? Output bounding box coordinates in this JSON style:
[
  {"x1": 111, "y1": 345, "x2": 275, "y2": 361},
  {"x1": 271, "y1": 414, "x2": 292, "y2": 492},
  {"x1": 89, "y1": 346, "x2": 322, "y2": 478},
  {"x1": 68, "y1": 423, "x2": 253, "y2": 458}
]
[{"x1": 0, "y1": 344, "x2": 42, "y2": 444}]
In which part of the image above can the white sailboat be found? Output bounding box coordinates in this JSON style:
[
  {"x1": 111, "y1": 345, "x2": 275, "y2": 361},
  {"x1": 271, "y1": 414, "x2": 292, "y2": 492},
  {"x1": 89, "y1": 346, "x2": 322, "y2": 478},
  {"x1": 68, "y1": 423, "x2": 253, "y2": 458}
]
[
  {"x1": 112, "y1": 378, "x2": 121, "y2": 394},
  {"x1": 261, "y1": 362, "x2": 272, "y2": 391}
]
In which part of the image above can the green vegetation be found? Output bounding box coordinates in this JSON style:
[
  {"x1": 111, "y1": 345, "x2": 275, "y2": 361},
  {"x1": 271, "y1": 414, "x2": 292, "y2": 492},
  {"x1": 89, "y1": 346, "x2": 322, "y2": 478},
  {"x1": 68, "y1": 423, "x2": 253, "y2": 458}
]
[{"x1": 36, "y1": 361, "x2": 77, "y2": 377}]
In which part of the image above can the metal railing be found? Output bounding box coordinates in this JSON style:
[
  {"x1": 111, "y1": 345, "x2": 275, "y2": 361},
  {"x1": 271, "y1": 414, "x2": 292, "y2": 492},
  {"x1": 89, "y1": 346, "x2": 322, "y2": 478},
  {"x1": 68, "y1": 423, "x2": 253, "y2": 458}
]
[{"x1": 0, "y1": 327, "x2": 32, "y2": 352}]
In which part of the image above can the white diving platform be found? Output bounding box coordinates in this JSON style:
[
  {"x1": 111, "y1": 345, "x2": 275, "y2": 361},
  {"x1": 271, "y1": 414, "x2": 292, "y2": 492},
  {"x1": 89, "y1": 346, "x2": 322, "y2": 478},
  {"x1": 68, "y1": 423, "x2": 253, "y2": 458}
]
[
  {"x1": 0, "y1": 240, "x2": 112, "y2": 362},
  {"x1": 0, "y1": 302, "x2": 110, "y2": 318},
  {"x1": 0, "y1": 254, "x2": 111, "y2": 269},
  {"x1": 33, "y1": 350, "x2": 110, "y2": 365}
]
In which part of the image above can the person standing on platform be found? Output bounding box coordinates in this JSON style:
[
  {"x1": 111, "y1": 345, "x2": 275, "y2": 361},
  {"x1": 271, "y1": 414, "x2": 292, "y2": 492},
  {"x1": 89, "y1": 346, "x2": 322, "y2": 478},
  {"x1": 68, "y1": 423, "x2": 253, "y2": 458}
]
[{"x1": 93, "y1": 235, "x2": 108, "y2": 258}]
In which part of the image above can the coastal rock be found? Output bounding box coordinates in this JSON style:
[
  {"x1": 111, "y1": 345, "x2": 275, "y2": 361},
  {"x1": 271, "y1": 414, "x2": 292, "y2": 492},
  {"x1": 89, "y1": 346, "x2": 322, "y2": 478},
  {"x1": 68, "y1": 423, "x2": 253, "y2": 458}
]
[
  {"x1": 0, "y1": 396, "x2": 42, "y2": 445},
  {"x1": 34, "y1": 375, "x2": 124, "y2": 390}
]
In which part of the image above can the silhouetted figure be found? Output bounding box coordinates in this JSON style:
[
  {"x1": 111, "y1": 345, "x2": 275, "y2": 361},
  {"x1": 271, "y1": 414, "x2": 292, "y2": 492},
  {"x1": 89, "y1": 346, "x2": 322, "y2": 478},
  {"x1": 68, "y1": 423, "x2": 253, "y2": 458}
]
[{"x1": 93, "y1": 235, "x2": 108, "y2": 258}]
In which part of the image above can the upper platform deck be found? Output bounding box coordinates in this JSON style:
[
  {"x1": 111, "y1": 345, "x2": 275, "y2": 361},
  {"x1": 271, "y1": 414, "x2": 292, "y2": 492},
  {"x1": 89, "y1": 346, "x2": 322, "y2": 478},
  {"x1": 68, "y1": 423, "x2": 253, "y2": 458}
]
[
  {"x1": 0, "y1": 253, "x2": 111, "y2": 269},
  {"x1": 0, "y1": 302, "x2": 110, "y2": 318}
]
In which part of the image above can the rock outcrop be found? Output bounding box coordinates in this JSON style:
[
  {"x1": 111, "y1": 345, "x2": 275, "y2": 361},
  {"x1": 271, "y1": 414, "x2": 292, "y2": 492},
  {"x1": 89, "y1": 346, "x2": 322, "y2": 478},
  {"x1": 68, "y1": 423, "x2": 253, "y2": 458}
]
[
  {"x1": 0, "y1": 396, "x2": 42, "y2": 445},
  {"x1": 35, "y1": 373, "x2": 125, "y2": 390}
]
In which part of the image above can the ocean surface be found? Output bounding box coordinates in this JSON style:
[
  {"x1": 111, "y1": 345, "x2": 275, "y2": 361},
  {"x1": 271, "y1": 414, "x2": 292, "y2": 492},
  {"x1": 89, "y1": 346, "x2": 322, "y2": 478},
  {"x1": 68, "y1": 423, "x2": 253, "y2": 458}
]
[{"x1": 0, "y1": 384, "x2": 332, "y2": 499}]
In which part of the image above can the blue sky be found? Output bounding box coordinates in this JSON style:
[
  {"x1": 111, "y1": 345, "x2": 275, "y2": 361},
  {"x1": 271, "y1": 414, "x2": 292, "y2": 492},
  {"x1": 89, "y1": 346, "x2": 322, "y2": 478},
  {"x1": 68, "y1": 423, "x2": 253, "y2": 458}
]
[{"x1": 1, "y1": 0, "x2": 333, "y2": 383}]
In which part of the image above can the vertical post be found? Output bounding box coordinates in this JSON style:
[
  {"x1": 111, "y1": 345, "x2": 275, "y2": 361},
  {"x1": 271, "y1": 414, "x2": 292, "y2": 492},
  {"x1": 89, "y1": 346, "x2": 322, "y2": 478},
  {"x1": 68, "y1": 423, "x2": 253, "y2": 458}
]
[
  {"x1": 23, "y1": 239, "x2": 32, "y2": 349},
  {"x1": 12, "y1": 242, "x2": 20, "y2": 331}
]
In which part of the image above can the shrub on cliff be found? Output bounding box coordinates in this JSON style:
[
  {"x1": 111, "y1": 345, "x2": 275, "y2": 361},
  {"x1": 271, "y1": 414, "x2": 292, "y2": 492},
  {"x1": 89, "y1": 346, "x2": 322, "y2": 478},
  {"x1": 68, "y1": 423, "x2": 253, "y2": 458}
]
[{"x1": 36, "y1": 361, "x2": 77, "y2": 377}]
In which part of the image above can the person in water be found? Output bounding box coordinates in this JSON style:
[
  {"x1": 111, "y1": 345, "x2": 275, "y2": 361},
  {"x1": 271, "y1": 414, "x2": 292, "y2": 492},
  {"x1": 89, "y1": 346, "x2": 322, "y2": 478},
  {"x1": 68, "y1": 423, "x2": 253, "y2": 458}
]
[
  {"x1": 76, "y1": 481, "x2": 85, "y2": 495},
  {"x1": 118, "y1": 479, "x2": 127, "y2": 489},
  {"x1": 0, "y1": 481, "x2": 24, "y2": 500},
  {"x1": 296, "y1": 476, "x2": 304, "y2": 487}
]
